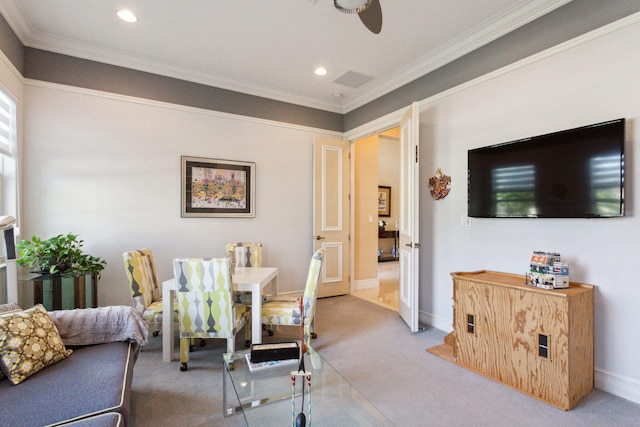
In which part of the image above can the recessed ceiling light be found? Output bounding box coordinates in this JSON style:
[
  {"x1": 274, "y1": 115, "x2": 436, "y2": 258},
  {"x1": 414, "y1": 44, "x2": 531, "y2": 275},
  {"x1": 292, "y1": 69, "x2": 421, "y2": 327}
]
[
  {"x1": 314, "y1": 67, "x2": 328, "y2": 76},
  {"x1": 117, "y1": 9, "x2": 138, "y2": 23}
]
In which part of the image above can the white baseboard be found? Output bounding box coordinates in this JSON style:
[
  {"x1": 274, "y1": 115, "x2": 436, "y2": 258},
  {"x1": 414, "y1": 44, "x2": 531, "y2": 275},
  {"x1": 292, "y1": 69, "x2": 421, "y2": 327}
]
[
  {"x1": 595, "y1": 368, "x2": 640, "y2": 405},
  {"x1": 354, "y1": 278, "x2": 379, "y2": 291},
  {"x1": 419, "y1": 309, "x2": 640, "y2": 405},
  {"x1": 419, "y1": 310, "x2": 452, "y2": 333}
]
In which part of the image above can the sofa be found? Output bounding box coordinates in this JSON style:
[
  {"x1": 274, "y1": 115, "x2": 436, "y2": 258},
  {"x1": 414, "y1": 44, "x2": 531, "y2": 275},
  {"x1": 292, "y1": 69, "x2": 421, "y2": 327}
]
[{"x1": 0, "y1": 303, "x2": 148, "y2": 427}]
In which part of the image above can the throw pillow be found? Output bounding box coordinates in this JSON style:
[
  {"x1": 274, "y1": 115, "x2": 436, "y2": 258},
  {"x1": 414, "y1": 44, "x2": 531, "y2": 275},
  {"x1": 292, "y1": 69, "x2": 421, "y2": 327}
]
[
  {"x1": 0, "y1": 304, "x2": 72, "y2": 385},
  {"x1": 0, "y1": 304, "x2": 21, "y2": 382}
]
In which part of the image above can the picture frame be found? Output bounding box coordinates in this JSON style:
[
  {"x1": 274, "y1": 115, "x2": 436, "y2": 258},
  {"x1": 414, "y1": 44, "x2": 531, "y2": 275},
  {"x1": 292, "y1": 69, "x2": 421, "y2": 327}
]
[
  {"x1": 181, "y1": 156, "x2": 255, "y2": 218},
  {"x1": 378, "y1": 186, "x2": 391, "y2": 217}
]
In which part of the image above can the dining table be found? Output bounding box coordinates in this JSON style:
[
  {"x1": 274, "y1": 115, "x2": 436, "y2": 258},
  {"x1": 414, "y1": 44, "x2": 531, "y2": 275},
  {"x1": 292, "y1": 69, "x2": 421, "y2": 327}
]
[{"x1": 161, "y1": 266, "x2": 279, "y2": 362}]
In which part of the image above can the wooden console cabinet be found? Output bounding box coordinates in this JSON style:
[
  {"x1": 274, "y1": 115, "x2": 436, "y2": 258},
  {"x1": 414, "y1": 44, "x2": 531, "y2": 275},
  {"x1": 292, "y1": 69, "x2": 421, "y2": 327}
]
[{"x1": 451, "y1": 270, "x2": 594, "y2": 410}]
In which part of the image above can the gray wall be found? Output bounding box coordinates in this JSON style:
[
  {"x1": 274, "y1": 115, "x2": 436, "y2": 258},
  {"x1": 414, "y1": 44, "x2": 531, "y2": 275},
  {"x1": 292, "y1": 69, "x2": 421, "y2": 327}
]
[
  {"x1": 344, "y1": 0, "x2": 640, "y2": 129},
  {"x1": 4, "y1": 1, "x2": 640, "y2": 131},
  {"x1": 23, "y1": 48, "x2": 344, "y2": 132}
]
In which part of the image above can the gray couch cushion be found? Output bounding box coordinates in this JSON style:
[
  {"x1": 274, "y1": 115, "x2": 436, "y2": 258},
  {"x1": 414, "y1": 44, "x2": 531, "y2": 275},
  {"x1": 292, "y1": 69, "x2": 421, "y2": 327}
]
[{"x1": 0, "y1": 341, "x2": 139, "y2": 427}]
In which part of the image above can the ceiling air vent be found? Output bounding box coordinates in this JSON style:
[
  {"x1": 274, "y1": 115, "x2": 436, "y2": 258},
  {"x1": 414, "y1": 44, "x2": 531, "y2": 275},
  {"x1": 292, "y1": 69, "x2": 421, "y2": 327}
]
[{"x1": 333, "y1": 71, "x2": 372, "y2": 88}]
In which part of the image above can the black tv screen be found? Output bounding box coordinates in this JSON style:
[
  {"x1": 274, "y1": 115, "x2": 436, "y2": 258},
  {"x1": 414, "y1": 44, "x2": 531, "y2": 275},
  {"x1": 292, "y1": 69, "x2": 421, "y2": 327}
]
[{"x1": 468, "y1": 119, "x2": 625, "y2": 218}]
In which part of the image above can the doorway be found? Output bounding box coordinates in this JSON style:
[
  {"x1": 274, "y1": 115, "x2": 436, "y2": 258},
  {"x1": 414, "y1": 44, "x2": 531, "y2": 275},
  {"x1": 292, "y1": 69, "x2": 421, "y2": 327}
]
[
  {"x1": 351, "y1": 127, "x2": 400, "y2": 311},
  {"x1": 352, "y1": 261, "x2": 399, "y2": 310}
]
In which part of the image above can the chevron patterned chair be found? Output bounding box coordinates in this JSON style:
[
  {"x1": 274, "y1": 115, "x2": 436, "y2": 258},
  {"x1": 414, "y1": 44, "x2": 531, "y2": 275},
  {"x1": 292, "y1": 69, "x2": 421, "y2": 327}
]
[
  {"x1": 225, "y1": 242, "x2": 267, "y2": 306},
  {"x1": 225, "y1": 242, "x2": 263, "y2": 268},
  {"x1": 123, "y1": 248, "x2": 164, "y2": 337},
  {"x1": 260, "y1": 249, "x2": 324, "y2": 349},
  {"x1": 172, "y1": 256, "x2": 251, "y2": 371}
]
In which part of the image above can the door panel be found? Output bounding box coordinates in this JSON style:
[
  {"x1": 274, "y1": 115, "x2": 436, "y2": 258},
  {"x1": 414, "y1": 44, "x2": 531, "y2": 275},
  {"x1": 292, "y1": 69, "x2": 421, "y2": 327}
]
[
  {"x1": 398, "y1": 102, "x2": 420, "y2": 332},
  {"x1": 313, "y1": 136, "x2": 350, "y2": 297}
]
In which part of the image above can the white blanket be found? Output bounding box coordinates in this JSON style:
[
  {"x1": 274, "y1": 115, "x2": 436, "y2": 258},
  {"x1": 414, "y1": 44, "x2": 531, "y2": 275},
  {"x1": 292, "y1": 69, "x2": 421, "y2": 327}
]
[{"x1": 48, "y1": 305, "x2": 149, "y2": 346}]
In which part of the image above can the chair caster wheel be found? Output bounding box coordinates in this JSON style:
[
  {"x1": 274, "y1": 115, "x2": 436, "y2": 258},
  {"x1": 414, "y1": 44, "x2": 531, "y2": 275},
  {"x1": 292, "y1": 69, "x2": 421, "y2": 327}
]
[
  {"x1": 152, "y1": 331, "x2": 159, "y2": 337},
  {"x1": 180, "y1": 363, "x2": 188, "y2": 371},
  {"x1": 189, "y1": 345, "x2": 194, "y2": 352},
  {"x1": 268, "y1": 330, "x2": 274, "y2": 336},
  {"x1": 199, "y1": 339, "x2": 206, "y2": 347},
  {"x1": 245, "y1": 340, "x2": 251, "y2": 348},
  {"x1": 311, "y1": 333, "x2": 317, "y2": 339}
]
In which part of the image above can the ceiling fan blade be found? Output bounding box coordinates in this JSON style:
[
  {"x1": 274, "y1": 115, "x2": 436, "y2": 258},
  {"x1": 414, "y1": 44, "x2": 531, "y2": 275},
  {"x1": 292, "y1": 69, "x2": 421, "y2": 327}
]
[{"x1": 358, "y1": 0, "x2": 382, "y2": 34}]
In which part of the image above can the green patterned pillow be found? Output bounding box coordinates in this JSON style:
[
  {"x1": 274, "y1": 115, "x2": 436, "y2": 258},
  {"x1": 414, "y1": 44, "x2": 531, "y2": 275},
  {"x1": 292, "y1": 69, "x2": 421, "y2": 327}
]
[{"x1": 0, "y1": 304, "x2": 72, "y2": 385}]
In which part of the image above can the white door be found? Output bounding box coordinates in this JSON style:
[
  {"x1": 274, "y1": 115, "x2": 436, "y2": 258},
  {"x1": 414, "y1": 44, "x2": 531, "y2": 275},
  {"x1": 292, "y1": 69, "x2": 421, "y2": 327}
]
[
  {"x1": 398, "y1": 102, "x2": 420, "y2": 332},
  {"x1": 313, "y1": 136, "x2": 351, "y2": 297}
]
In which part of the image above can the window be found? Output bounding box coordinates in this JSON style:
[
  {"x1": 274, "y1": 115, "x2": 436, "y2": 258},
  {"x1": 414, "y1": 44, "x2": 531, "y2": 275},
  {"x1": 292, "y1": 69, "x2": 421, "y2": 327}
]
[
  {"x1": 0, "y1": 88, "x2": 16, "y2": 156},
  {"x1": 0, "y1": 87, "x2": 17, "y2": 267}
]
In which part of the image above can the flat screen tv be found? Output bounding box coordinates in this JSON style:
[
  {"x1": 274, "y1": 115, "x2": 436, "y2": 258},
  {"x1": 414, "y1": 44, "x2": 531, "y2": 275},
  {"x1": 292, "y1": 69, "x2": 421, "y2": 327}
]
[{"x1": 468, "y1": 119, "x2": 625, "y2": 218}]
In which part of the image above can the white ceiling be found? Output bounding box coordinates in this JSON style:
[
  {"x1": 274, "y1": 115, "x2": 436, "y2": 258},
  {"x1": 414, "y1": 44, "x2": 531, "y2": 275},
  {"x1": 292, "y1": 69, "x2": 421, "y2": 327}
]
[{"x1": 0, "y1": 0, "x2": 571, "y2": 113}]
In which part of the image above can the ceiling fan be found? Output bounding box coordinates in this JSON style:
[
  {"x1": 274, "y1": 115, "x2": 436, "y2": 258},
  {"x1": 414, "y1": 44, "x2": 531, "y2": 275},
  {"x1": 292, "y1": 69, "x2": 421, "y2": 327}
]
[{"x1": 308, "y1": 0, "x2": 383, "y2": 34}]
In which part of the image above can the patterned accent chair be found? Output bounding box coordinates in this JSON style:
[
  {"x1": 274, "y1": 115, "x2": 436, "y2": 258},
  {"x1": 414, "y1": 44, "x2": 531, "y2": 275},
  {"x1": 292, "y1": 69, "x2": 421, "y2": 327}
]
[
  {"x1": 123, "y1": 248, "x2": 163, "y2": 336},
  {"x1": 260, "y1": 249, "x2": 324, "y2": 349},
  {"x1": 225, "y1": 242, "x2": 265, "y2": 305},
  {"x1": 225, "y1": 242, "x2": 262, "y2": 268},
  {"x1": 173, "y1": 257, "x2": 251, "y2": 371}
]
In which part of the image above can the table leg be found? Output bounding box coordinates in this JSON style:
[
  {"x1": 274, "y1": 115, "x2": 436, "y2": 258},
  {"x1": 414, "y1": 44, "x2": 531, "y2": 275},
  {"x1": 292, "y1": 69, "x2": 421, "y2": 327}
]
[
  {"x1": 162, "y1": 284, "x2": 175, "y2": 362},
  {"x1": 251, "y1": 286, "x2": 262, "y2": 345}
]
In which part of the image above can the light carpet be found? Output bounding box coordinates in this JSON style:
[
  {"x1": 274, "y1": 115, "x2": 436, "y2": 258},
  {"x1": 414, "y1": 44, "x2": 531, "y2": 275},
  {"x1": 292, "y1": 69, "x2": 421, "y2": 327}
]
[{"x1": 131, "y1": 295, "x2": 640, "y2": 426}]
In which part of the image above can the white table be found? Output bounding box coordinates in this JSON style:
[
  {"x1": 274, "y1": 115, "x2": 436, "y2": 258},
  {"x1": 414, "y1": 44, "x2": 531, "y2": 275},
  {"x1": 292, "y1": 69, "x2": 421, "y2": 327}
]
[{"x1": 162, "y1": 267, "x2": 278, "y2": 362}]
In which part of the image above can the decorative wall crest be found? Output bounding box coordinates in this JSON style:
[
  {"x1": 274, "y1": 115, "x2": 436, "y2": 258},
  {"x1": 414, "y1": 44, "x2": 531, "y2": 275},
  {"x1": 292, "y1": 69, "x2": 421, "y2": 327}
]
[{"x1": 428, "y1": 168, "x2": 451, "y2": 200}]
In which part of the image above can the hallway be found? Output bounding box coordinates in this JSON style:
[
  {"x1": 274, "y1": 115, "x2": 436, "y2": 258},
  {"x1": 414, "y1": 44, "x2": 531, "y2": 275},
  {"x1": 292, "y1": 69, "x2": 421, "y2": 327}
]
[{"x1": 352, "y1": 261, "x2": 399, "y2": 311}]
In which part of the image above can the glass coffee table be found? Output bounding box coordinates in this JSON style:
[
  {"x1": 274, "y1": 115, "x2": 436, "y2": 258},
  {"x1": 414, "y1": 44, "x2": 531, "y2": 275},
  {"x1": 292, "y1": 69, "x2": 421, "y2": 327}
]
[{"x1": 223, "y1": 346, "x2": 394, "y2": 426}]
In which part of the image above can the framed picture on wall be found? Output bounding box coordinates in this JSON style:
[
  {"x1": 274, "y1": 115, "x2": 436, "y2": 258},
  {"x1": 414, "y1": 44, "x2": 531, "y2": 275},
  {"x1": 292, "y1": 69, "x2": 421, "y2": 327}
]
[
  {"x1": 181, "y1": 156, "x2": 255, "y2": 218},
  {"x1": 378, "y1": 186, "x2": 391, "y2": 217}
]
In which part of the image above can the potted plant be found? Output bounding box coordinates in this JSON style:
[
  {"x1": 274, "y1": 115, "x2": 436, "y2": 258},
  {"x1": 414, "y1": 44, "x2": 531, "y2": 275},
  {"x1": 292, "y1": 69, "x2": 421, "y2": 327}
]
[{"x1": 16, "y1": 233, "x2": 106, "y2": 278}]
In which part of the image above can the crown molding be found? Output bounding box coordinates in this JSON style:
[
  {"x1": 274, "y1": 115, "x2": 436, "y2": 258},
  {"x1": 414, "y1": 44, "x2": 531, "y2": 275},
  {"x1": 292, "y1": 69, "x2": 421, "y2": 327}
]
[
  {"x1": 0, "y1": 0, "x2": 571, "y2": 114},
  {"x1": 345, "y1": 10, "x2": 640, "y2": 138},
  {"x1": 342, "y1": 0, "x2": 572, "y2": 112},
  {"x1": 23, "y1": 33, "x2": 346, "y2": 114},
  {"x1": 0, "y1": 1, "x2": 32, "y2": 45}
]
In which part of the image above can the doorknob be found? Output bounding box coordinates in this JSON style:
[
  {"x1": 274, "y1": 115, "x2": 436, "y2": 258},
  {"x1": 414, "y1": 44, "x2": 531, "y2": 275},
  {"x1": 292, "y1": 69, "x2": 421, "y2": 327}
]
[
  {"x1": 315, "y1": 235, "x2": 325, "y2": 240},
  {"x1": 405, "y1": 242, "x2": 421, "y2": 248}
]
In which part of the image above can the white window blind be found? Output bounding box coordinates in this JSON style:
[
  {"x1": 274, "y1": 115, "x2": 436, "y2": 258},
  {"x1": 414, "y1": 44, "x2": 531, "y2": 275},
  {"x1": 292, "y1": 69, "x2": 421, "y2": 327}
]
[{"x1": 0, "y1": 89, "x2": 16, "y2": 156}]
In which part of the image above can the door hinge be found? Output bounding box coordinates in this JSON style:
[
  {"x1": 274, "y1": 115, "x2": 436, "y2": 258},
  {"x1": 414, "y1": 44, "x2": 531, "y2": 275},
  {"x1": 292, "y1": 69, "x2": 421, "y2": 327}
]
[{"x1": 415, "y1": 146, "x2": 419, "y2": 163}]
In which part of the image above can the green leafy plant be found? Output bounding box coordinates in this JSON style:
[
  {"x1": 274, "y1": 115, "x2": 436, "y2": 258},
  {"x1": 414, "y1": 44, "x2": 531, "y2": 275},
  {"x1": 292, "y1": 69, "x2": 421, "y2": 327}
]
[{"x1": 16, "y1": 233, "x2": 106, "y2": 277}]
